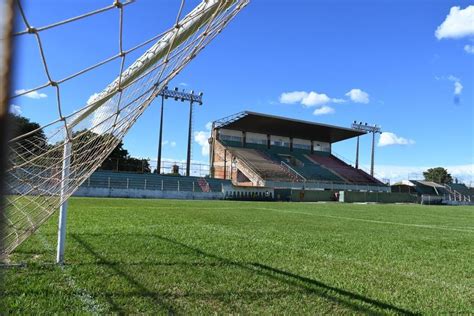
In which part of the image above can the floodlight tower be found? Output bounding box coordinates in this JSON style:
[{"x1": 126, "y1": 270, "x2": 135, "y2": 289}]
[
  {"x1": 156, "y1": 87, "x2": 203, "y2": 176},
  {"x1": 351, "y1": 121, "x2": 382, "y2": 177}
]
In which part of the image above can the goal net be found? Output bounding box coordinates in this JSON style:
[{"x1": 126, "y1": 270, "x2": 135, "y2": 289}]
[{"x1": 2, "y1": 0, "x2": 248, "y2": 257}]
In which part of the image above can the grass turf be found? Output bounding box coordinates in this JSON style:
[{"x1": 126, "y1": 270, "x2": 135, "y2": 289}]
[{"x1": 3, "y1": 198, "x2": 474, "y2": 314}]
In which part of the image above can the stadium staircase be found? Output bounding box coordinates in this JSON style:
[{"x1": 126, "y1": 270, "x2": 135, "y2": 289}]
[
  {"x1": 266, "y1": 150, "x2": 339, "y2": 182},
  {"x1": 197, "y1": 177, "x2": 211, "y2": 193},
  {"x1": 229, "y1": 147, "x2": 298, "y2": 182},
  {"x1": 444, "y1": 184, "x2": 472, "y2": 203}
]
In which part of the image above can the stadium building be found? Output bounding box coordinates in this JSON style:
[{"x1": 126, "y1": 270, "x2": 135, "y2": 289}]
[{"x1": 209, "y1": 111, "x2": 389, "y2": 192}]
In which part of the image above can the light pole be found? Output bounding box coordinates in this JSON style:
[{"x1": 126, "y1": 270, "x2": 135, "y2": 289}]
[
  {"x1": 351, "y1": 121, "x2": 382, "y2": 177},
  {"x1": 355, "y1": 136, "x2": 360, "y2": 169},
  {"x1": 186, "y1": 95, "x2": 194, "y2": 177},
  {"x1": 156, "y1": 95, "x2": 164, "y2": 173},
  {"x1": 155, "y1": 87, "x2": 203, "y2": 176}
]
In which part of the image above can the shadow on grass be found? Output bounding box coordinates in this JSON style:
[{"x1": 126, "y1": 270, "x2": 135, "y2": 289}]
[
  {"x1": 71, "y1": 234, "x2": 175, "y2": 315},
  {"x1": 70, "y1": 233, "x2": 417, "y2": 315}
]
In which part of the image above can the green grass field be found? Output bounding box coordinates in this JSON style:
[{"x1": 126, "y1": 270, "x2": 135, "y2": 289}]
[{"x1": 3, "y1": 198, "x2": 474, "y2": 314}]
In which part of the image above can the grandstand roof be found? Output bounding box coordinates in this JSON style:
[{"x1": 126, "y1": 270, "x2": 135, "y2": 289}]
[{"x1": 214, "y1": 111, "x2": 365, "y2": 143}]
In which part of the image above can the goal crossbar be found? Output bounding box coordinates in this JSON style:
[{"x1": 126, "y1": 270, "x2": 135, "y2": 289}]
[{"x1": 2, "y1": 0, "x2": 249, "y2": 259}]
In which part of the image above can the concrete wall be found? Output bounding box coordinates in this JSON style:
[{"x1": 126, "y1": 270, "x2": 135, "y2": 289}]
[
  {"x1": 290, "y1": 189, "x2": 337, "y2": 202},
  {"x1": 266, "y1": 180, "x2": 390, "y2": 192},
  {"x1": 279, "y1": 189, "x2": 416, "y2": 203},
  {"x1": 212, "y1": 140, "x2": 232, "y2": 180},
  {"x1": 74, "y1": 187, "x2": 223, "y2": 200},
  {"x1": 341, "y1": 191, "x2": 417, "y2": 203}
]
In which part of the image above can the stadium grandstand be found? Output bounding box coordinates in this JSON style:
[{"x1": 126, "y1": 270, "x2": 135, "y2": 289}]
[
  {"x1": 391, "y1": 180, "x2": 473, "y2": 205},
  {"x1": 209, "y1": 111, "x2": 389, "y2": 192},
  {"x1": 78, "y1": 170, "x2": 229, "y2": 194}
]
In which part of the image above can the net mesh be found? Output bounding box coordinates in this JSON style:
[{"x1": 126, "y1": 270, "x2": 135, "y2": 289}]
[{"x1": 2, "y1": 0, "x2": 248, "y2": 257}]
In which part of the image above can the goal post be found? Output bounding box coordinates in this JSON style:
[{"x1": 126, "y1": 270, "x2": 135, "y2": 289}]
[
  {"x1": 2, "y1": 0, "x2": 249, "y2": 261},
  {"x1": 56, "y1": 138, "x2": 71, "y2": 264}
]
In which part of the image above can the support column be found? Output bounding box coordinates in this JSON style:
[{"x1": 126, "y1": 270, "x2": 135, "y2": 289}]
[
  {"x1": 355, "y1": 136, "x2": 360, "y2": 169},
  {"x1": 223, "y1": 149, "x2": 227, "y2": 179},
  {"x1": 209, "y1": 124, "x2": 215, "y2": 178},
  {"x1": 186, "y1": 100, "x2": 193, "y2": 177},
  {"x1": 370, "y1": 132, "x2": 375, "y2": 176},
  {"x1": 157, "y1": 96, "x2": 164, "y2": 174},
  {"x1": 56, "y1": 139, "x2": 72, "y2": 264}
]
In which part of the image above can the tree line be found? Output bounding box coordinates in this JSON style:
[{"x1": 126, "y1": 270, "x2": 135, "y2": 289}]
[{"x1": 8, "y1": 113, "x2": 151, "y2": 173}]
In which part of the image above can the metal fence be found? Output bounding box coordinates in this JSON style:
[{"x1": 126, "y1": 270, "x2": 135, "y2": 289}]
[
  {"x1": 99, "y1": 158, "x2": 210, "y2": 177},
  {"x1": 81, "y1": 171, "x2": 224, "y2": 193}
]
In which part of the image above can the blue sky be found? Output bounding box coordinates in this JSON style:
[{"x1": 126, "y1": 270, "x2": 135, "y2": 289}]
[{"x1": 10, "y1": 0, "x2": 474, "y2": 183}]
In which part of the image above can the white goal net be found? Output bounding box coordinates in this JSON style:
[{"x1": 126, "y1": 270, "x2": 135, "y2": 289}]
[{"x1": 2, "y1": 0, "x2": 248, "y2": 257}]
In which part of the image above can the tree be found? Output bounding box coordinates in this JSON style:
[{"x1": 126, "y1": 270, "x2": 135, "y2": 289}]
[
  {"x1": 9, "y1": 115, "x2": 150, "y2": 173},
  {"x1": 100, "y1": 140, "x2": 129, "y2": 171},
  {"x1": 97, "y1": 137, "x2": 150, "y2": 173},
  {"x1": 8, "y1": 114, "x2": 47, "y2": 161},
  {"x1": 423, "y1": 167, "x2": 453, "y2": 184},
  {"x1": 8, "y1": 114, "x2": 46, "y2": 141}
]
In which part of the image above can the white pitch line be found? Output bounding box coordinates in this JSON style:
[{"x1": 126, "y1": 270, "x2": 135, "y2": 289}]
[
  {"x1": 36, "y1": 234, "x2": 105, "y2": 314},
  {"x1": 253, "y1": 207, "x2": 474, "y2": 233},
  {"x1": 118, "y1": 205, "x2": 474, "y2": 233},
  {"x1": 141, "y1": 221, "x2": 472, "y2": 293}
]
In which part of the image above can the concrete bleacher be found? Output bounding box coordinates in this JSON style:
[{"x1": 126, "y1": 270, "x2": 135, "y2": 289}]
[
  {"x1": 265, "y1": 149, "x2": 344, "y2": 182},
  {"x1": 307, "y1": 153, "x2": 382, "y2": 185},
  {"x1": 220, "y1": 138, "x2": 384, "y2": 186},
  {"x1": 229, "y1": 147, "x2": 296, "y2": 182},
  {"x1": 224, "y1": 143, "x2": 383, "y2": 186},
  {"x1": 82, "y1": 170, "x2": 230, "y2": 193},
  {"x1": 448, "y1": 183, "x2": 474, "y2": 198},
  {"x1": 409, "y1": 180, "x2": 444, "y2": 196}
]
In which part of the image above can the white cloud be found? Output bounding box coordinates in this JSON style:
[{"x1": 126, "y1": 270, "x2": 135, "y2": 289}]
[
  {"x1": 301, "y1": 91, "x2": 331, "y2": 107},
  {"x1": 194, "y1": 131, "x2": 210, "y2": 156},
  {"x1": 465, "y1": 44, "x2": 474, "y2": 54},
  {"x1": 345, "y1": 89, "x2": 370, "y2": 104},
  {"x1": 15, "y1": 89, "x2": 47, "y2": 99},
  {"x1": 313, "y1": 105, "x2": 335, "y2": 116},
  {"x1": 179, "y1": 82, "x2": 188, "y2": 86},
  {"x1": 454, "y1": 81, "x2": 463, "y2": 95},
  {"x1": 194, "y1": 122, "x2": 212, "y2": 156},
  {"x1": 279, "y1": 90, "x2": 347, "y2": 107},
  {"x1": 89, "y1": 97, "x2": 116, "y2": 135},
  {"x1": 162, "y1": 140, "x2": 177, "y2": 147},
  {"x1": 332, "y1": 98, "x2": 346, "y2": 104},
  {"x1": 9, "y1": 104, "x2": 22, "y2": 115},
  {"x1": 448, "y1": 75, "x2": 460, "y2": 81},
  {"x1": 435, "y1": 6, "x2": 474, "y2": 40},
  {"x1": 279, "y1": 91, "x2": 308, "y2": 104},
  {"x1": 448, "y1": 75, "x2": 463, "y2": 96},
  {"x1": 87, "y1": 93, "x2": 100, "y2": 105},
  {"x1": 378, "y1": 132, "x2": 415, "y2": 147}
]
